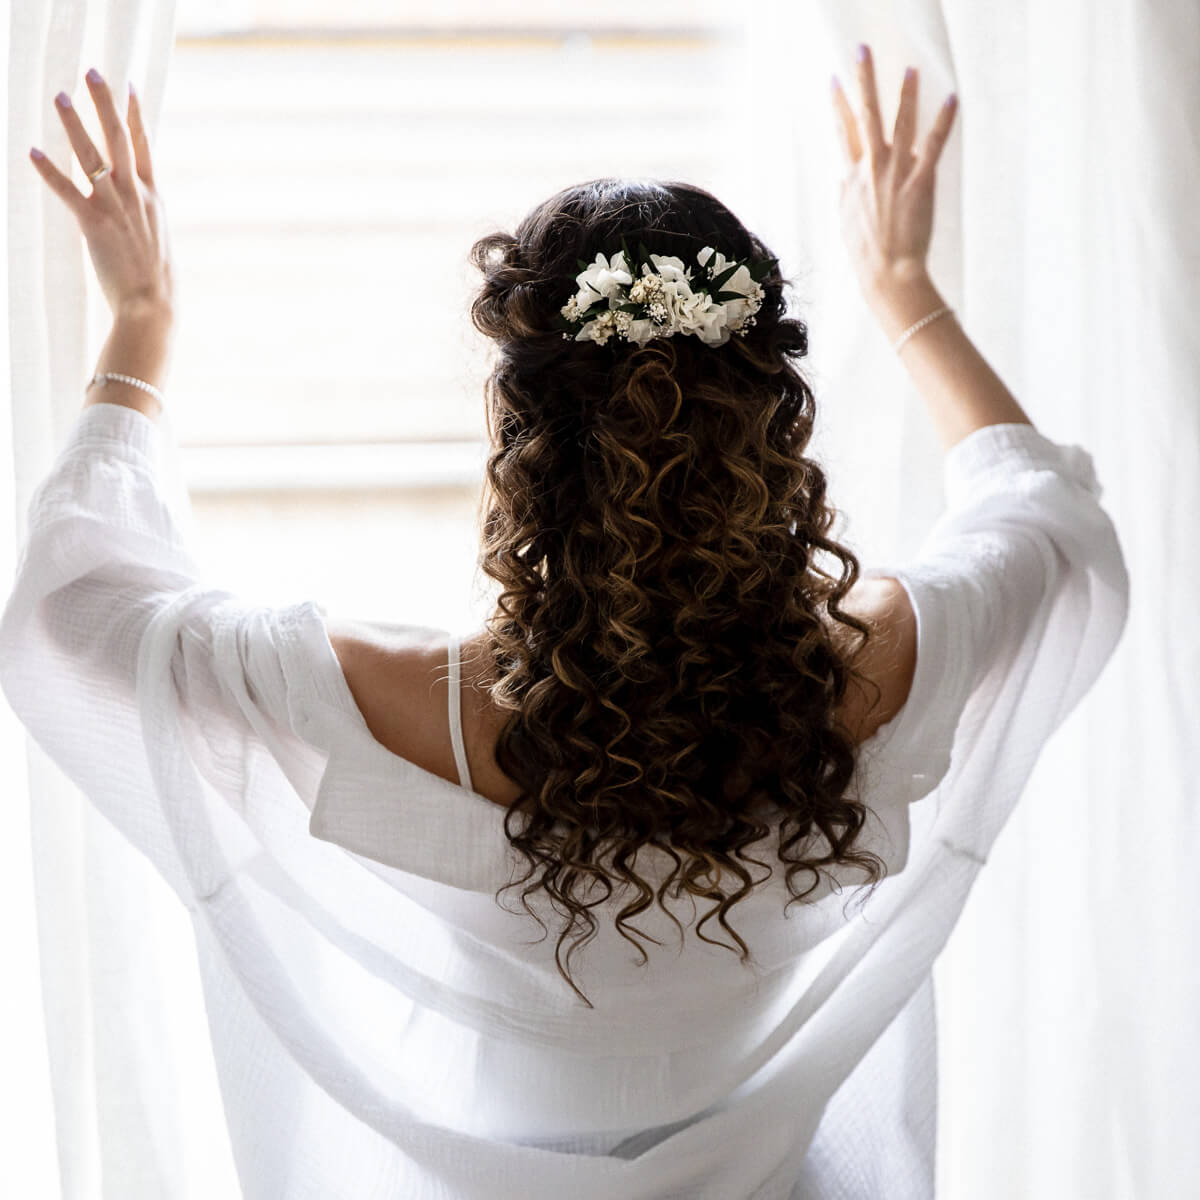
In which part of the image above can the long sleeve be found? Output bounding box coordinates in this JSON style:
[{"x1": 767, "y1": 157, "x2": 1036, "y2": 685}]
[
  {"x1": 863, "y1": 420, "x2": 1130, "y2": 845},
  {"x1": 0, "y1": 402, "x2": 327, "y2": 901}
]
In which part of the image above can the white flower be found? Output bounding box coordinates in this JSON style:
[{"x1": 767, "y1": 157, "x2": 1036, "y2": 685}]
[
  {"x1": 722, "y1": 284, "x2": 765, "y2": 332},
  {"x1": 676, "y1": 290, "x2": 731, "y2": 346},
  {"x1": 697, "y1": 247, "x2": 757, "y2": 299},
  {"x1": 576, "y1": 309, "x2": 616, "y2": 345},
  {"x1": 659, "y1": 278, "x2": 697, "y2": 329},
  {"x1": 696, "y1": 247, "x2": 765, "y2": 336},
  {"x1": 647, "y1": 254, "x2": 691, "y2": 287},
  {"x1": 575, "y1": 251, "x2": 633, "y2": 307},
  {"x1": 624, "y1": 317, "x2": 658, "y2": 346}
]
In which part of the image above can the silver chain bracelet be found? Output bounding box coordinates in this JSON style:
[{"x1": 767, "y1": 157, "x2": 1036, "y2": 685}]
[
  {"x1": 88, "y1": 371, "x2": 165, "y2": 408},
  {"x1": 893, "y1": 304, "x2": 954, "y2": 354}
]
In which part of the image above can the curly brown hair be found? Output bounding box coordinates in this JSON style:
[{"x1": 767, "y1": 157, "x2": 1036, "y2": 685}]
[{"x1": 467, "y1": 177, "x2": 887, "y2": 1008}]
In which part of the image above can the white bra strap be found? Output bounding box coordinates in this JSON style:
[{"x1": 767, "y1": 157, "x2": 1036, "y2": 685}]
[{"x1": 447, "y1": 634, "x2": 473, "y2": 791}]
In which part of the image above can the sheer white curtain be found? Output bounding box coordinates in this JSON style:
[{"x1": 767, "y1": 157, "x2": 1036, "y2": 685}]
[
  {"x1": 733, "y1": 2, "x2": 1200, "y2": 1196},
  {"x1": 2, "y1": 1, "x2": 237, "y2": 1195}
]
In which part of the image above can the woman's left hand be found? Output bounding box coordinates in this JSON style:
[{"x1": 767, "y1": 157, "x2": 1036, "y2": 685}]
[{"x1": 30, "y1": 68, "x2": 175, "y2": 324}]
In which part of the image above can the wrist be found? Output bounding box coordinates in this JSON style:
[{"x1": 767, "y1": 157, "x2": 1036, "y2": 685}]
[
  {"x1": 86, "y1": 310, "x2": 175, "y2": 420},
  {"x1": 865, "y1": 269, "x2": 947, "y2": 344},
  {"x1": 115, "y1": 291, "x2": 175, "y2": 329}
]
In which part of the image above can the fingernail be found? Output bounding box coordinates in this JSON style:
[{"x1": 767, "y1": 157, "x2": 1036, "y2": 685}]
[
  {"x1": 856, "y1": 43, "x2": 868, "y2": 62},
  {"x1": 86, "y1": 67, "x2": 102, "y2": 84},
  {"x1": 945, "y1": 92, "x2": 958, "y2": 108},
  {"x1": 30, "y1": 147, "x2": 44, "y2": 160},
  {"x1": 905, "y1": 66, "x2": 916, "y2": 82},
  {"x1": 55, "y1": 91, "x2": 71, "y2": 109},
  {"x1": 128, "y1": 80, "x2": 136, "y2": 98},
  {"x1": 830, "y1": 73, "x2": 842, "y2": 93}
]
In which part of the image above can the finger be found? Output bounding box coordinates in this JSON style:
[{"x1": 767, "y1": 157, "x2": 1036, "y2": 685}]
[
  {"x1": 914, "y1": 92, "x2": 958, "y2": 179},
  {"x1": 891, "y1": 67, "x2": 919, "y2": 167},
  {"x1": 126, "y1": 82, "x2": 156, "y2": 189},
  {"x1": 28, "y1": 147, "x2": 90, "y2": 221},
  {"x1": 53, "y1": 90, "x2": 117, "y2": 205},
  {"x1": 830, "y1": 75, "x2": 863, "y2": 167},
  {"x1": 84, "y1": 69, "x2": 138, "y2": 205},
  {"x1": 854, "y1": 44, "x2": 886, "y2": 166}
]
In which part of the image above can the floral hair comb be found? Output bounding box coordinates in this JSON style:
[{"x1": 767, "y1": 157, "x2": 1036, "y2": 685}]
[{"x1": 557, "y1": 239, "x2": 776, "y2": 348}]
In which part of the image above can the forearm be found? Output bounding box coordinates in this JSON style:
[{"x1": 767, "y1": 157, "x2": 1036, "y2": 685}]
[
  {"x1": 83, "y1": 302, "x2": 175, "y2": 422},
  {"x1": 866, "y1": 270, "x2": 1033, "y2": 452}
]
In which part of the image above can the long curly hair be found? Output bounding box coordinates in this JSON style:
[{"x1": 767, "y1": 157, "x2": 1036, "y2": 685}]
[{"x1": 468, "y1": 177, "x2": 887, "y2": 1008}]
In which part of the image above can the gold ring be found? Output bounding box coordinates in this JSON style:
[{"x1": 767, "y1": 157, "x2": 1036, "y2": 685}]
[{"x1": 87, "y1": 162, "x2": 110, "y2": 184}]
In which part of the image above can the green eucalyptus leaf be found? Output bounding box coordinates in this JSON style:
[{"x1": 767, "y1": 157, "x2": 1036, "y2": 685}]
[{"x1": 714, "y1": 289, "x2": 749, "y2": 302}]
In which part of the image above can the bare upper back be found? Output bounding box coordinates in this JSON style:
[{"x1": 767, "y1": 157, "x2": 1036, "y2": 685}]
[{"x1": 324, "y1": 577, "x2": 917, "y2": 808}]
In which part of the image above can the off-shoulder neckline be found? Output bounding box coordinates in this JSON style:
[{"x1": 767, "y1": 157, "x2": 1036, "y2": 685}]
[{"x1": 297, "y1": 594, "x2": 925, "y2": 811}]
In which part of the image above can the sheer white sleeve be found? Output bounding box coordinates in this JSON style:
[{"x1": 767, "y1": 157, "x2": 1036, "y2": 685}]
[
  {"x1": 862, "y1": 420, "x2": 1130, "y2": 838},
  {"x1": 0, "y1": 402, "x2": 327, "y2": 901}
]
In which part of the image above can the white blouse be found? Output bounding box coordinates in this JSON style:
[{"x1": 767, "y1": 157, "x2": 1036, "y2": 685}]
[{"x1": 0, "y1": 402, "x2": 1129, "y2": 1199}]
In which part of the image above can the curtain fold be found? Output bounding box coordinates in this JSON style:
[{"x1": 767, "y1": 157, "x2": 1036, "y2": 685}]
[
  {"x1": 3, "y1": 2, "x2": 239, "y2": 1196},
  {"x1": 742, "y1": 1, "x2": 1199, "y2": 1196}
]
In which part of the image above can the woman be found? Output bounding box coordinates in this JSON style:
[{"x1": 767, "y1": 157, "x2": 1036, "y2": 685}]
[{"x1": 2, "y1": 45, "x2": 1127, "y2": 1199}]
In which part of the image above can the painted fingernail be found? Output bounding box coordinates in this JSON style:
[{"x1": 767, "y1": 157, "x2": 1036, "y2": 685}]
[
  {"x1": 831, "y1": 73, "x2": 842, "y2": 93},
  {"x1": 55, "y1": 91, "x2": 71, "y2": 109},
  {"x1": 30, "y1": 147, "x2": 45, "y2": 160},
  {"x1": 856, "y1": 44, "x2": 868, "y2": 62},
  {"x1": 905, "y1": 67, "x2": 916, "y2": 82},
  {"x1": 945, "y1": 93, "x2": 958, "y2": 108},
  {"x1": 86, "y1": 67, "x2": 103, "y2": 84},
  {"x1": 128, "y1": 80, "x2": 136, "y2": 98}
]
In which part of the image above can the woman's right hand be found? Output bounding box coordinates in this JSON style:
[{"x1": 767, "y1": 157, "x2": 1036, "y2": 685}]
[{"x1": 831, "y1": 45, "x2": 957, "y2": 302}]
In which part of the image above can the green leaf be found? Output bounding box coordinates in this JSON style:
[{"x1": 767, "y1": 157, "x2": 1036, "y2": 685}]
[
  {"x1": 637, "y1": 240, "x2": 650, "y2": 264},
  {"x1": 707, "y1": 263, "x2": 743, "y2": 293},
  {"x1": 714, "y1": 289, "x2": 750, "y2": 302},
  {"x1": 748, "y1": 258, "x2": 776, "y2": 282},
  {"x1": 576, "y1": 257, "x2": 592, "y2": 273}
]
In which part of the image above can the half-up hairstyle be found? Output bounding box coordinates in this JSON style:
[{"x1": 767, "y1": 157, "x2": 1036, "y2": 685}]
[{"x1": 468, "y1": 177, "x2": 887, "y2": 1008}]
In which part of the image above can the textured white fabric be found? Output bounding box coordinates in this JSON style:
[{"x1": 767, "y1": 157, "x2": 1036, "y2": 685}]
[{"x1": 0, "y1": 400, "x2": 1126, "y2": 1197}]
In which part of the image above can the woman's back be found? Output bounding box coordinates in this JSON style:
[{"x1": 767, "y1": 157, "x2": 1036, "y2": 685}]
[{"x1": 324, "y1": 575, "x2": 919, "y2": 813}]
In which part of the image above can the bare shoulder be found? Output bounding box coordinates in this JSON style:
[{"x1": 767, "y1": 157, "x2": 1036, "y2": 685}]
[
  {"x1": 324, "y1": 618, "x2": 441, "y2": 669},
  {"x1": 323, "y1": 618, "x2": 447, "y2": 745},
  {"x1": 830, "y1": 576, "x2": 918, "y2": 744}
]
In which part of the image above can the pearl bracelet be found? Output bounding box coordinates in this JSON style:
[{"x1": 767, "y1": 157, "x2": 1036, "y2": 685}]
[
  {"x1": 893, "y1": 304, "x2": 954, "y2": 354},
  {"x1": 88, "y1": 371, "x2": 165, "y2": 408}
]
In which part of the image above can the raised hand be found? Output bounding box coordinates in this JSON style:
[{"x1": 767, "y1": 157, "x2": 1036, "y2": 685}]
[
  {"x1": 29, "y1": 68, "x2": 175, "y2": 324},
  {"x1": 831, "y1": 44, "x2": 957, "y2": 301}
]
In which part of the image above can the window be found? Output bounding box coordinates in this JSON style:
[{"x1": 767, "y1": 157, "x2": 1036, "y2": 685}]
[{"x1": 163, "y1": 2, "x2": 744, "y2": 627}]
